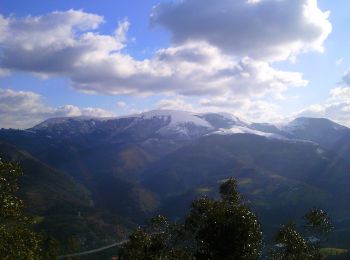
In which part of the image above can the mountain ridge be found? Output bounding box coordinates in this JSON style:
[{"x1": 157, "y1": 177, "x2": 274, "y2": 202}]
[{"x1": 1, "y1": 109, "x2": 350, "y2": 248}]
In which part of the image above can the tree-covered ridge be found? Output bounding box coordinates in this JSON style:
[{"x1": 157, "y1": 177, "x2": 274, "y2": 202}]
[{"x1": 0, "y1": 157, "x2": 340, "y2": 259}]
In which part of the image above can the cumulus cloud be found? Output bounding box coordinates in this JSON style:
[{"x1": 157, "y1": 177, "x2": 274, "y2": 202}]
[
  {"x1": 0, "y1": 9, "x2": 307, "y2": 99},
  {"x1": 151, "y1": 0, "x2": 332, "y2": 61},
  {"x1": 0, "y1": 3, "x2": 334, "y2": 124},
  {"x1": 0, "y1": 88, "x2": 115, "y2": 129},
  {"x1": 156, "y1": 96, "x2": 195, "y2": 111},
  {"x1": 116, "y1": 101, "x2": 127, "y2": 108},
  {"x1": 199, "y1": 95, "x2": 283, "y2": 122},
  {"x1": 296, "y1": 86, "x2": 350, "y2": 126},
  {"x1": 154, "y1": 94, "x2": 283, "y2": 123},
  {"x1": 343, "y1": 70, "x2": 350, "y2": 86},
  {"x1": 336, "y1": 58, "x2": 344, "y2": 66}
]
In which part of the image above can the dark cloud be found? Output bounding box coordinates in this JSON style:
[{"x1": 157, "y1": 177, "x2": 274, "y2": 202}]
[{"x1": 151, "y1": 0, "x2": 331, "y2": 60}]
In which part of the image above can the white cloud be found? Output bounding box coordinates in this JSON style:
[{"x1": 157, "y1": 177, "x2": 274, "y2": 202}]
[
  {"x1": 81, "y1": 107, "x2": 115, "y2": 117},
  {"x1": 116, "y1": 101, "x2": 127, "y2": 108},
  {"x1": 199, "y1": 95, "x2": 283, "y2": 123},
  {"x1": 0, "y1": 88, "x2": 115, "y2": 129},
  {"x1": 0, "y1": 4, "x2": 333, "y2": 125},
  {"x1": 296, "y1": 86, "x2": 350, "y2": 126},
  {"x1": 151, "y1": 0, "x2": 332, "y2": 61},
  {"x1": 336, "y1": 58, "x2": 344, "y2": 66},
  {"x1": 0, "y1": 10, "x2": 307, "y2": 99},
  {"x1": 156, "y1": 97, "x2": 195, "y2": 111},
  {"x1": 343, "y1": 69, "x2": 350, "y2": 86},
  {"x1": 152, "y1": 95, "x2": 283, "y2": 123}
]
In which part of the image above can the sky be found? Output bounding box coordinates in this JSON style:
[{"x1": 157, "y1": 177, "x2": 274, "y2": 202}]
[{"x1": 0, "y1": 0, "x2": 350, "y2": 129}]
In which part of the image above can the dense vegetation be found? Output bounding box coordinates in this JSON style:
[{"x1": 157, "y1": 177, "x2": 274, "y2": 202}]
[
  {"x1": 0, "y1": 158, "x2": 46, "y2": 259},
  {"x1": 0, "y1": 157, "x2": 341, "y2": 259},
  {"x1": 119, "y1": 178, "x2": 333, "y2": 260}
]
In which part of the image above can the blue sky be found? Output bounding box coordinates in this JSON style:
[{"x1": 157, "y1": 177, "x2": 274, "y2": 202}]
[{"x1": 1, "y1": 0, "x2": 350, "y2": 128}]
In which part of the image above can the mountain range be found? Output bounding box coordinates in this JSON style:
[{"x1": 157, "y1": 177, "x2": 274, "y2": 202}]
[{"x1": 1, "y1": 109, "x2": 350, "y2": 248}]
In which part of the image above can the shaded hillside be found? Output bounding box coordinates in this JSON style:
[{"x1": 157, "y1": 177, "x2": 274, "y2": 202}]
[
  {"x1": 1, "y1": 111, "x2": 350, "y2": 248},
  {"x1": 0, "y1": 141, "x2": 91, "y2": 213},
  {"x1": 0, "y1": 141, "x2": 132, "y2": 249},
  {"x1": 142, "y1": 134, "x2": 350, "y2": 234}
]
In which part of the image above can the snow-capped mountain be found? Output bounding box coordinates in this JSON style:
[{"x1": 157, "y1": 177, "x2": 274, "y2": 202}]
[
  {"x1": 28, "y1": 110, "x2": 252, "y2": 140},
  {"x1": 281, "y1": 117, "x2": 350, "y2": 148},
  {"x1": 138, "y1": 110, "x2": 213, "y2": 139},
  {"x1": 2, "y1": 109, "x2": 350, "y2": 242},
  {"x1": 27, "y1": 109, "x2": 350, "y2": 144}
]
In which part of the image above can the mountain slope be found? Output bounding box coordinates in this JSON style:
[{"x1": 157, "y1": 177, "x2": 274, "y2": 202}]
[
  {"x1": 0, "y1": 141, "x2": 91, "y2": 213},
  {"x1": 142, "y1": 134, "x2": 350, "y2": 225},
  {"x1": 283, "y1": 117, "x2": 350, "y2": 147},
  {"x1": 0, "y1": 141, "x2": 138, "y2": 249},
  {"x1": 1, "y1": 110, "x2": 350, "y2": 247}
]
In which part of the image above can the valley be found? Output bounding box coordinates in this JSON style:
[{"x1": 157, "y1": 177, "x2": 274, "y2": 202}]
[{"x1": 1, "y1": 110, "x2": 350, "y2": 254}]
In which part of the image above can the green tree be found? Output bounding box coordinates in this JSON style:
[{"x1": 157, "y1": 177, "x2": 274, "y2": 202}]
[
  {"x1": 269, "y1": 208, "x2": 333, "y2": 260},
  {"x1": 186, "y1": 178, "x2": 262, "y2": 259},
  {"x1": 304, "y1": 208, "x2": 333, "y2": 238},
  {"x1": 0, "y1": 158, "x2": 43, "y2": 259},
  {"x1": 119, "y1": 178, "x2": 262, "y2": 260},
  {"x1": 43, "y1": 235, "x2": 61, "y2": 259},
  {"x1": 269, "y1": 222, "x2": 320, "y2": 260},
  {"x1": 119, "y1": 215, "x2": 193, "y2": 260}
]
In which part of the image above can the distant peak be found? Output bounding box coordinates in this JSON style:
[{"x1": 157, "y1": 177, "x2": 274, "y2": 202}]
[{"x1": 284, "y1": 117, "x2": 348, "y2": 132}]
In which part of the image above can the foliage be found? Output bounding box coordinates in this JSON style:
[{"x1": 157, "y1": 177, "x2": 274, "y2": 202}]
[
  {"x1": 219, "y1": 178, "x2": 241, "y2": 204},
  {"x1": 268, "y1": 222, "x2": 321, "y2": 260},
  {"x1": 304, "y1": 208, "x2": 333, "y2": 236},
  {"x1": 269, "y1": 208, "x2": 333, "y2": 260},
  {"x1": 118, "y1": 215, "x2": 193, "y2": 260},
  {"x1": 186, "y1": 178, "x2": 262, "y2": 259},
  {"x1": 0, "y1": 158, "x2": 43, "y2": 259},
  {"x1": 67, "y1": 236, "x2": 81, "y2": 253},
  {"x1": 42, "y1": 236, "x2": 61, "y2": 259},
  {"x1": 119, "y1": 178, "x2": 262, "y2": 259}
]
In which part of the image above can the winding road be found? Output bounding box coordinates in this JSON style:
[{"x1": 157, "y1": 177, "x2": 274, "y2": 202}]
[{"x1": 57, "y1": 239, "x2": 128, "y2": 259}]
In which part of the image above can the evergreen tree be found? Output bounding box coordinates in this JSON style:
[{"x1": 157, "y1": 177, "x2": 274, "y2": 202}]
[
  {"x1": 269, "y1": 209, "x2": 333, "y2": 259},
  {"x1": 119, "y1": 178, "x2": 262, "y2": 260},
  {"x1": 186, "y1": 178, "x2": 262, "y2": 259},
  {"x1": 0, "y1": 158, "x2": 43, "y2": 259},
  {"x1": 269, "y1": 222, "x2": 321, "y2": 260}
]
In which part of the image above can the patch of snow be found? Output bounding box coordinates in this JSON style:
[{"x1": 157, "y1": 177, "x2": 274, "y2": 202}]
[
  {"x1": 140, "y1": 110, "x2": 213, "y2": 128},
  {"x1": 316, "y1": 148, "x2": 324, "y2": 155},
  {"x1": 199, "y1": 112, "x2": 249, "y2": 127},
  {"x1": 210, "y1": 126, "x2": 289, "y2": 140}
]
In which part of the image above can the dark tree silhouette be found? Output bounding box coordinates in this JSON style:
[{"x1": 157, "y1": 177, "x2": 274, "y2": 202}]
[
  {"x1": 0, "y1": 158, "x2": 43, "y2": 259},
  {"x1": 119, "y1": 178, "x2": 262, "y2": 259}
]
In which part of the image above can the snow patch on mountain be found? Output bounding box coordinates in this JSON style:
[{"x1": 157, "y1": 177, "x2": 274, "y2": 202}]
[
  {"x1": 140, "y1": 110, "x2": 212, "y2": 128},
  {"x1": 211, "y1": 126, "x2": 289, "y2": 140}
]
